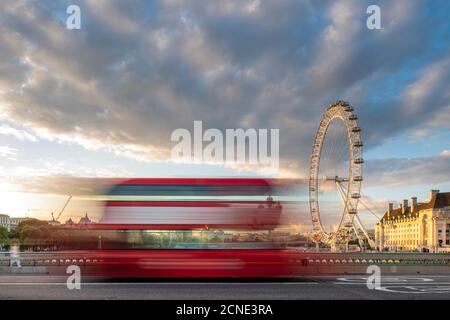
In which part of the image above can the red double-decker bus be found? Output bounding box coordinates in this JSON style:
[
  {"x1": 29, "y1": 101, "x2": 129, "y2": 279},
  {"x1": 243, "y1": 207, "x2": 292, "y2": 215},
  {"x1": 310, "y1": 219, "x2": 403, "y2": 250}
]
[{"x1": 70, "y1": 178, "x2": 301, "y2": 278}]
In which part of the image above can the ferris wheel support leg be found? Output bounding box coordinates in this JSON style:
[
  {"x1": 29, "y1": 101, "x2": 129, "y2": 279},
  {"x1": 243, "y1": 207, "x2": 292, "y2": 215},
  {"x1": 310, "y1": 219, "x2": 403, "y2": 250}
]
[
  {"x1": 334, "y1": 181, "x2": 353, "y2": 231},
  {"x1": 335, "y1": 181, "x2": 367, "y2": 249},
  {"x1": 353, "y1": 214, "x2": 376, "y2": 249},
  {"x1": 335, "y1": 181, "x2": 348, "y2": 207},
  {"x1": 335, "y1": 181, "x2": 358, "y2": 231},
  {"x1": 337, "y1": 179, "x2": 376, "y2": 249}
]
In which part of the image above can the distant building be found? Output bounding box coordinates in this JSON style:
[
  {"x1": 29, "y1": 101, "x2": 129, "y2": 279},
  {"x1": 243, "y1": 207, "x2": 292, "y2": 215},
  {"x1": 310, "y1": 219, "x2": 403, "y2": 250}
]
[
  {"x1": 48, "y1": 220, "x2": 62, "y2": 226},
  {"x1": 375, "y1": 190, "x2": 450, "y2": 252},
  {"x1": 64, "y1": 217, "x2": 75, "y2": 226},
  {"x1": 0, "y1": 214, "x2": 26, "y2": 231},
  {"x1": 78, "y1": 213, "x2": 93, "y2": 225},
  {"x1": 55, "y1": 214, "x2": 95, "y2": 227},
  {"x1": 0, "y1": 214, "x2": 9, "y2": 231},
  {"x1": 8, "y1": 217, "x2": 26, "y2": 229}
]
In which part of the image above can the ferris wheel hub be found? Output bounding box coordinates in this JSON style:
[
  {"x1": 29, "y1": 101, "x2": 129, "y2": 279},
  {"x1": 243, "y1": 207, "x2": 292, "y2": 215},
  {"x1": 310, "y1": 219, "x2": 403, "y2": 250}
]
[{"x1": 323, "y1": 176, "x2": 349, "y2": 183}]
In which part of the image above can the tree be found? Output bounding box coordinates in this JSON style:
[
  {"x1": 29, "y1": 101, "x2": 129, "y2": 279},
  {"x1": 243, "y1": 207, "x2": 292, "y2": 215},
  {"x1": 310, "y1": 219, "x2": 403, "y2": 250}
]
[
  {"x1": 0, "y1": 226, "x2": 9, "y2": 241},
  {"x1": 11, "y1": 218, "x2": 52, "y2": 247},
  {"x1": 0, "y1": 226, "x2": 9, "y2": 250},
  {"x1": 0, "y1": 226, "x2": 8, "y2": 241},
  {"x1": 20, "y1": 225, "x2": 41, "y2": 242}
]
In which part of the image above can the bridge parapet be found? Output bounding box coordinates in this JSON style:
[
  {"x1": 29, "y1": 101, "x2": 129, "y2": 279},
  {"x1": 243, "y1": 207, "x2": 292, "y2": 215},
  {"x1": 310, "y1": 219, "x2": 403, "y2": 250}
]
[{"x1": 299, "y1": 252, "x2": 450, "y2": 266}]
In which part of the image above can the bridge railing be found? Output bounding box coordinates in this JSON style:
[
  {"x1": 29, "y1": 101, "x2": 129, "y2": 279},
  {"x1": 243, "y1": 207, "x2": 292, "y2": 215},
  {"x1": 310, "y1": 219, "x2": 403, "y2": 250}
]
[
  {"x1": 0, "y1": 251, "x2": 103, "y2": 267},
  {"x1": 1, "y1": 251, "x2": 450, "y2": 267},
  {"x1": 297, "y1": 252, "x2": 450, "y2": 266}
]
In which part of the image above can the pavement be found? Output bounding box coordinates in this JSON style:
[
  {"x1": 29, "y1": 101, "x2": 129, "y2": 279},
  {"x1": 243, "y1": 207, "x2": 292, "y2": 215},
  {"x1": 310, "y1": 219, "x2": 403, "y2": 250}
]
[{"x1": 1, "y1": 274, "x2": 450, "y2": 299}]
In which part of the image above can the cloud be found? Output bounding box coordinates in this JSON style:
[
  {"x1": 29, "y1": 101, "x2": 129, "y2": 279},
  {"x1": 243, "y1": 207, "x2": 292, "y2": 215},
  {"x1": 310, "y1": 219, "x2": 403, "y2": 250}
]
[
  {"x1": 5, "y1": 175, "x2": 117, "y2": 196},
  {"x1": 0, "y1": 0, "x2": 449, "y2": 181},
  {"x1": 0, "y1": 125, "x2": 39, "y2": 141},
  {"x1": 0, "y1": 146, "x2": 18, "y2": 160},
  {"x1": 365, "y1": 153, "x2": 450, "y2": 188}
]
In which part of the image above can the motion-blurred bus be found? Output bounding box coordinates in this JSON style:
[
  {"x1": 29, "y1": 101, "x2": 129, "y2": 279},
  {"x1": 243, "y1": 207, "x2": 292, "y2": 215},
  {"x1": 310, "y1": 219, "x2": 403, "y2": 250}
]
[{"x1": 66, "y1": 178, "x2": 301, "y2": 278}]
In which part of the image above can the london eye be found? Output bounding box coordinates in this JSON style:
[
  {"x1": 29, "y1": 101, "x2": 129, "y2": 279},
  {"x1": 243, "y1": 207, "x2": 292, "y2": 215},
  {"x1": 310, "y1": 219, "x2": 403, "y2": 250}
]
[{"x1": 309, "y1": 101, "x2": 375, "y2": 251}]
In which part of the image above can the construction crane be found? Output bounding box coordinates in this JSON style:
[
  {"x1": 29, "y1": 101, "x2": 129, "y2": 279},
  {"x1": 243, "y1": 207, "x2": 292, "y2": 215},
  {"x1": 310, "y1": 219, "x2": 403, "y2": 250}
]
[{"x1": 51, "y1": 195, "x2": 72, "y2": 222}]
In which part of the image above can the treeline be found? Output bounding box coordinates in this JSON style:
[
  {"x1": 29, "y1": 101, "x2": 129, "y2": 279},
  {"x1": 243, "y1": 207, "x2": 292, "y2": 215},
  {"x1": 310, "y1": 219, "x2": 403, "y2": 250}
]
[{"x1": 0, "y1": 218, "x2": 74, "y2": 251}]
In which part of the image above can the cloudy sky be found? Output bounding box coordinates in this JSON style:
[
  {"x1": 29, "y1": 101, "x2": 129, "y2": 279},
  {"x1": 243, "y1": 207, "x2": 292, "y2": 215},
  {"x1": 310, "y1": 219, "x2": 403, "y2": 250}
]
[{"x1": 0, "y1": 0, "x2": 449, "y2": 227}]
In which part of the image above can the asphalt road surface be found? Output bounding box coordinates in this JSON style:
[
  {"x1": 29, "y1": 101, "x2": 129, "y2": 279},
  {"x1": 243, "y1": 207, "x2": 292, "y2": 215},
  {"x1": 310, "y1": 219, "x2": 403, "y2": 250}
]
[{"x1": 1, "y1": 274, "x2": 450, "y2": 299}]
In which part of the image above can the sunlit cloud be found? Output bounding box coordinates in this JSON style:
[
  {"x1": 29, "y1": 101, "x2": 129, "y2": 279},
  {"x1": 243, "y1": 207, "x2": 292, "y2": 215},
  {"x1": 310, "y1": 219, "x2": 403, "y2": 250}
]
[
  {"x1": 0, "y1": 146, "x2": 18, "y2": 160},
  {"x1": 0, "y1": 125, "x2": 39, "y2": 142}
]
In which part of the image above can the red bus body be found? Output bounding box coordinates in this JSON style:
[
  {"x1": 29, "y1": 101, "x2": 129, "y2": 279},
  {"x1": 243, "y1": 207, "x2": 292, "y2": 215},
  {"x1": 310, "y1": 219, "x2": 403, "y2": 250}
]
[
  {"x1": 81, "y1": 249, "x2": 302, "y2": 278},
  {"x1": 78, "y1": 178, "x2": 300, "y2": 278}
]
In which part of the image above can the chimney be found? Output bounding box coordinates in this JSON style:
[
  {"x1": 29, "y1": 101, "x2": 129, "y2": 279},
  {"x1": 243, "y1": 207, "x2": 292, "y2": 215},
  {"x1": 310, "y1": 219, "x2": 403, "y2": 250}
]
[
  {"x1": 388, "y1": 203, "x2": 393, "y2": 213},
  {"x1": 387, "y1": 202, "x2": 393, "y2": 219},
  {"x1": 411, "y1": 197, "x2": 417, "y2": 213},
  {"x1": 429, "y1": 189, "x2": 440, "y2": 201},
  {"x1": 402, "y1": 199, "x2": 408, "y2": 214}
]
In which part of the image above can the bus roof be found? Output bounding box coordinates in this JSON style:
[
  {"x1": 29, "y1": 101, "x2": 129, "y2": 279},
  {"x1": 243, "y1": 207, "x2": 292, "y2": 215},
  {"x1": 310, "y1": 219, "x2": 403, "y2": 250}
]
[{"x1": 116, "y1": 178, "x2": 273, "y2": 186}]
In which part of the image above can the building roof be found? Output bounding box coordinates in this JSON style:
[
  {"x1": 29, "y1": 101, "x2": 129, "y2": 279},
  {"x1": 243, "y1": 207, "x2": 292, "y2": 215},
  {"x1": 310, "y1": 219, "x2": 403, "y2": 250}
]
[
  {"x1": 78, "y1": 213, "x2": 92, "y2": 224},
  {"x1": 381, "y1": 192, "x2": 450, "y2": 222},
  {"x1": 434, "y1": 192, "x2": 450, "y2": 208}
]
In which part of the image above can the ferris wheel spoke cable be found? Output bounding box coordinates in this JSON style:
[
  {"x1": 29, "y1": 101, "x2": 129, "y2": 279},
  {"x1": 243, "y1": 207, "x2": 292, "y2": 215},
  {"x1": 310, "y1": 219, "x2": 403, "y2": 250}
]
[
  {"x1": 325, "y1": 129, "x2": 346, "y2": 177},
  {"x1": 335, "y1": 131, "x2": 348, "y2": 168},
  {"x1": 363, "y1": 196, "x2": 386, "y2": 212},
  {"x1": 358, "y1": 197, "x2": 382, "y2": 219},
  {"x1": 323, "y1": 128, "x2": 346, "y2": 180},
  {"x1": 332, "y1": 182, "x2": 381, "y2": 221},
  {"x1": 320, "y1": 132, "x2": 334, "y2": 175}
]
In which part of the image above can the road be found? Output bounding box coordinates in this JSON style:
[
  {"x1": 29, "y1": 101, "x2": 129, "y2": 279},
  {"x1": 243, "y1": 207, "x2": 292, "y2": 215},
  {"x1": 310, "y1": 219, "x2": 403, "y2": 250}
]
[{"x1": 1, "y1": 274, "x2": 450, "y2": 299}]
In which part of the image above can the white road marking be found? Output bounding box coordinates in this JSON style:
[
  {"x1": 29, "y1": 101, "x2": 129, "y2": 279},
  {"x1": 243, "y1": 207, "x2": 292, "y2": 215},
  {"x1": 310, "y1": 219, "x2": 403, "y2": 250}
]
[
  {"x1": 332, "y1": 276, "x2": 450, "y2": 294},
  {"x1": 336, "y1": 277, "x2": 434, "y2": 282},
  {"x1": 375, "y1": 286, "x2": 450, "y2": 294},
  {"x1": 333, "y1": 282, "x2": 450, "y2": 285},
  {"x1": 0, "y1": 282, "x2": 319, "y2": 285}
]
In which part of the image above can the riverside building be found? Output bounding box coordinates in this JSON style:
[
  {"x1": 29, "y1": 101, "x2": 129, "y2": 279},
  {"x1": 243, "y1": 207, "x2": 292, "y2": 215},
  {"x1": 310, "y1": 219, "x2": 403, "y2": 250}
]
[
  {"x1": 375, "y1": 190, "x2": 450, "y2": 252},
  {"x1": 0, "y1": 214, "x2": 26, "y2": 232}
]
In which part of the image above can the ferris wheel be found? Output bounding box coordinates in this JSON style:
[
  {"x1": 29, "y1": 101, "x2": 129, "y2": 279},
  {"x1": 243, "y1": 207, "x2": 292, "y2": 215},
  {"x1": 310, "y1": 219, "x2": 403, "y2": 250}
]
[{"x1": 309, "y1": 101, "x2": 375, "y2": 250}]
